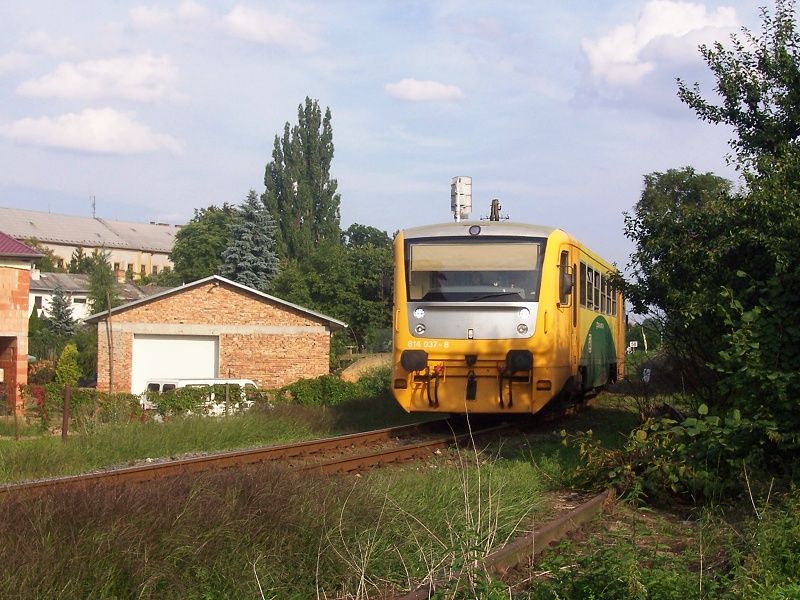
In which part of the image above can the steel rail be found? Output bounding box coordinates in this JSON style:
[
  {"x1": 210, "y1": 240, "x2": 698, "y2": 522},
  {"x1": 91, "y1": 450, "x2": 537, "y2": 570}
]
[
  {"x1": 0, "y1": 420, "x2": 451, "y2": 498},
  {"x1": 303, "y1": 423, "x2": 513, "y2": 474},
  {"x1": 396, "y1": 489, "x2": 614, "y2": 600}
]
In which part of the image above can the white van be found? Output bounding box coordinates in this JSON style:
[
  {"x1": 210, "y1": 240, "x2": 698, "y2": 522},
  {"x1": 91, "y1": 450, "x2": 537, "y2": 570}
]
[{"x1": 141, "y1": 378, "x2": 258, "y2": 415}]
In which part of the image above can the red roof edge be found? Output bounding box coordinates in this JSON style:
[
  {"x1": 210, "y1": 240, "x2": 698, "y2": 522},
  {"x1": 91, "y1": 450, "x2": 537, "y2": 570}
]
[{"x1": 0, "y1": 230, "x2": 43, "y2": 258}]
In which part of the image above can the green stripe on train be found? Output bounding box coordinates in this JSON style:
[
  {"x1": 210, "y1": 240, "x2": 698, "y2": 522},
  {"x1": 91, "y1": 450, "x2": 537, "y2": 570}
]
[{"x1": 579, "y1": 315, "x2": 616, "y2": 388}]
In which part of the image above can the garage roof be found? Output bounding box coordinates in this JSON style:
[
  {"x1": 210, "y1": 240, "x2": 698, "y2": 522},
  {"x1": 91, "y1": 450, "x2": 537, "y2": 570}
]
[{"x1": 85, "y1": 275, "x2": 348, "y2": 330}]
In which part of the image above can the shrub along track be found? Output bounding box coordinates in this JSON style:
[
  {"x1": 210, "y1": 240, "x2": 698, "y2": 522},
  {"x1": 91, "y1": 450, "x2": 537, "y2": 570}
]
[{"x1": 0, "y1": 418, "x2": 516, "y2": 500}]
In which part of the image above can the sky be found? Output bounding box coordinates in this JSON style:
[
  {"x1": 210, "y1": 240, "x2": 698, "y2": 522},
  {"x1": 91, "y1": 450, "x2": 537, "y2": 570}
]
[{"x1": 0, "y1": 0, "x2": 762, "y2": 267}]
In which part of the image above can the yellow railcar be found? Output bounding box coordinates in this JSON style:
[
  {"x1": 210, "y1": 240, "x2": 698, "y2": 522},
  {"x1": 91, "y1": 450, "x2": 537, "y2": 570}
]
[{"x1": 391, "y1": 221, "x2": 625, "y2": 414}]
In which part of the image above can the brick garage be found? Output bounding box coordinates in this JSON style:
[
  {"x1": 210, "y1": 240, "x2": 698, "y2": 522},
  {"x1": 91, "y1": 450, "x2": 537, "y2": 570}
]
[{"x1": 87, "y1": 276, "x2": 346, "y2": 393}]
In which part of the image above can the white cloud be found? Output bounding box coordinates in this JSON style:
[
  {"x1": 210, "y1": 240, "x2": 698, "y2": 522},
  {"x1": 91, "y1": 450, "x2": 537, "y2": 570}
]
[
  {"x1": 18, "y1": 30, "x2": 79, "y2": 57},
  {"x1": 129, "y1": 1, "x2": 210, "y2": 30},
  {"x1": 4, "y1": 108, "x2": 183, "y2": 155},
  {"x1": 223, "y1": 5, "x2": 319, "y2": 52},
  {"x1": 130, "y1": 2, "x2": 318, "y2": 51},
  {"x1": 17, "y1": 54, "x2": 179, "y2": 102},
  {"x1": 384, "y1": 78, "x2": 464, "y2": 102},
  {"x1": 582, "y1": 1, "x2": 738, "y2": 86},
  {"x1": 0, "y1": 51, "x2": 32, "y2": 74}
]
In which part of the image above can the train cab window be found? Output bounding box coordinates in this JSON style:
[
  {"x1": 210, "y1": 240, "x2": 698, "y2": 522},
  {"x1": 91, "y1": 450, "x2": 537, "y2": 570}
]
[{"x1": 406, "y1": 238, "x2": 545, "y2": 302}]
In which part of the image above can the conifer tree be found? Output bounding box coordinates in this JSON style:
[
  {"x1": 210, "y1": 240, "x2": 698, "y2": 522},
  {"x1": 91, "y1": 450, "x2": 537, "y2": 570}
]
[
  {"x1": 263, "y1": 97, "x2": 341, "y2": 260},
  {"x1": 220, "y1": 190, "x2": 280, "y2": 293},
  {"x1": 88, "y1": 250, "x2": 118, "y2": 314},
  {"x1": 48, "y1": 284, "x2": 75, "y2": 337},
  {"x1": 55, "y1": 342, "x2": 81, "y2": 387}
]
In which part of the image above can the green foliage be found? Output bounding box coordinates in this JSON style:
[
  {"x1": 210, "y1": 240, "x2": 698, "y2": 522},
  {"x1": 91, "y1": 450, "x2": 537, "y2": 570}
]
[
  {"x1": 620, "y1": 167, "x2": 733, "y2": 401},
  {"x1": 263, "y1": 97, "x2": 341, "y2": 260},
  {"x1": 68, "y1": 246, "x2": 94, "y2": 273},
  {"x1": 219, "y1": 190, "x2": 280, "y2": 292},
  {"x1": 87, "y1": 249, "x2": 119, "y2": 314},
  {"x1": 678, "y1": 0, "x2": 800, "y2": 172},
  {"x1": 47, "y1": 284, "x2": 75, "y2": 337},
  {"x1": 270, "y1": 236, "x2": 392, "y2": 344},
  {"x1": 169, "y1": 204, "x2": 237, "y2": 282},
  {"x1": 275, "y1": 367, "x2": 389, "y2": 407},
  {"x1": 565, "y1": 403, "x2": 784, "y2": 504},
  {"x1": 24, "y1": 237, "x2": 64, "y2": 272},
  {"x1": 144, "y1": 384, "x2": 256, "y2": 417},
  {"x1": 618, "y1": 1, "x2": 800, "y2": 489},
  {"x1": 55, "y1": 343, "x2": 81, "y2": 387}
]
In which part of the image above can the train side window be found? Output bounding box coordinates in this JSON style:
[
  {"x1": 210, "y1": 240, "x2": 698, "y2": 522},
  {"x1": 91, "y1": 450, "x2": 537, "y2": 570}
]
[
  {"x1": 600, "y1": 276, "x2": 607, "y2": 313},
  {"x1": 612, "y1": 286, "x2": 618, "y2": 316},
  {"x1": 585, "y1": 265, "x2": 594, "y2": 309},
  {"x1": 579, "y1": 262, "x2": 587, "y2": 307},
  {"x1": 558, "y1": 251, "x2": 573, "y2": 306},
  {"x1": 593, "y1": 271, "x2": 600, "y2": 310}
]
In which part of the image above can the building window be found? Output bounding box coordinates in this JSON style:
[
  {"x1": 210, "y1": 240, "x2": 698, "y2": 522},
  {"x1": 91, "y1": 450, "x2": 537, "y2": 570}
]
[
  {"x1": 140, "y1": 264, "x2": 146, "y2": 277},
  {"x1": 73, "y1": 297, "x2": 86, "y2": 304},
  {"x1": 113, "y1": 262, "x2": 120, "y2": 271},
  {"x1": 152, "y1": 265, "x2": 158, "y2": 275}
]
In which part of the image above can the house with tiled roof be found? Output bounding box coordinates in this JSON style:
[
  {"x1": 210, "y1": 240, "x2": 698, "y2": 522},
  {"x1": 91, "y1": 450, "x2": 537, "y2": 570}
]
[
  {"x1": 0, "y1": 231, "x2": 41, "y2": 414},
  {"x1": 0, "y1": 207, "x2": 181, "y2": 279},
  {"x1": 29, "y1": 271, "x2": 171, "y2": 321}
]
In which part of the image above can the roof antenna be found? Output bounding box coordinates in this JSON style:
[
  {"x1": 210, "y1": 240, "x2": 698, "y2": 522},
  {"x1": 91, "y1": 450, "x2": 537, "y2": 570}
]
[
  {"x1": 91, "y1": 195, "x2": 96, "y2": 219},
  {"x1": 482, "y1": 198, "x2": 508, "y2": 221},
  {"x1": 489, "y1": 198, "x2": 501, "y2": 221}
]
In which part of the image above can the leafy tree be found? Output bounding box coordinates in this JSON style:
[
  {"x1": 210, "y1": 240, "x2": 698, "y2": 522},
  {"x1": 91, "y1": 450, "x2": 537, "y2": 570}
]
[
  {"x1": 220, "y1": 190, "x2": 280, "y2": 292},
  {"x1": 170, "y1": 204, "x2": 237, "y2": 282},
  {"x1": 342, "y1": 224, "x2": 392, "y2": 249},
  {"x1": 68, "y1": 247, "x2": 94, "y2": 274},
  {"x1": 622, "y1": 0, "x2": 800, "y2": 456},
  {"x1": 55, "y1": 342, "x2": 81, "y2": 387},
  {"x1": 678, "y1": 0, "x2": 800, "y2": 173},
  {"x1": 47, "y1": 284, "x2": 76, "y2": 337},
  {"x1": 270, "y1": 235, "x2": 392, "y2": 351},
  {"x1": 88, "y1": 250, "x2": 118, "y2": 314},
  {"x1": 24, "y1": 238, "x2": 63, "y2": 272},
  {"x1": 263, "y1": 97, "x2": 341, "y2": 260}
]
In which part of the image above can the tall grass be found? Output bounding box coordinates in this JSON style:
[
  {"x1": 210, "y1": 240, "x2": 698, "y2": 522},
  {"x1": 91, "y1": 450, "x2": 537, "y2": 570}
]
[{"x1": 0, "y1": 412, "x2": 317, "y2": 484}]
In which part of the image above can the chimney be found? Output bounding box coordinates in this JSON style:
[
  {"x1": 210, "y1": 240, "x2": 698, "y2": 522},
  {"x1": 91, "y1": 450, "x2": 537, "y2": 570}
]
[
  {"x1": 30, "y1": 267, "x2": 41, "y2": 281},
  {"x1": 115, "y1": 269, "x2": 126, "y2": 283}
]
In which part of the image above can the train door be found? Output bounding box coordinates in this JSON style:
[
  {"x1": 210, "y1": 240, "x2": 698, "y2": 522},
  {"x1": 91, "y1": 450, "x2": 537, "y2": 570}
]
[{"x1": 556, "y1": 246, "x2": 579, "y2": 390}]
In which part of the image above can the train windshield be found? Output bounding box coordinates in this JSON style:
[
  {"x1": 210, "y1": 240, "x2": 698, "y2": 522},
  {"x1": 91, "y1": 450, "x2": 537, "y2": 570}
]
[{"x1": 406, "y1": 238, "x2": 545, "y2": 302}]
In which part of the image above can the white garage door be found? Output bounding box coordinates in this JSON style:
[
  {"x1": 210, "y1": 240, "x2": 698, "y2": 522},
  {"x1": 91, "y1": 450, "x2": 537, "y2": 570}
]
[{"x1": 130, "y1": 335, "x2": 219, "y2": 394}]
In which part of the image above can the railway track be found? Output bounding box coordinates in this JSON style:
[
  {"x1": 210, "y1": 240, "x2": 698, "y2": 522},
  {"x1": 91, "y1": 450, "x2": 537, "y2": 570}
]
[{"x1": 0, "y1": 419, "x2": 514, "y2": 499}]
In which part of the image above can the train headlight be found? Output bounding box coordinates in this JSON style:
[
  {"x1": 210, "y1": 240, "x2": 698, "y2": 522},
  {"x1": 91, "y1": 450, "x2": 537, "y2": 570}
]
[
  {"x1": 517, "y1": 323, "x2": 528, "y2": 334},
  {"x1": 415, "y1": 324, "x2": 426, "y2": 335},
  {"x1": 413, "y1": 308, "x2": 425, "y2": 319},
  {"x1": 518, "y1": 308, "x2": 530, "y2": 319}
]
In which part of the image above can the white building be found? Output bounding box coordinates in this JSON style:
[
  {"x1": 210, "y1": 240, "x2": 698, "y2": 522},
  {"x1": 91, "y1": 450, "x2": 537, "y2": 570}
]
[
  {"x1": 0, "y1": 207, "x2": 180, "y2": 278},
  {"x1": 29, "y1": 271, "x2": 169, "y2": 321}
]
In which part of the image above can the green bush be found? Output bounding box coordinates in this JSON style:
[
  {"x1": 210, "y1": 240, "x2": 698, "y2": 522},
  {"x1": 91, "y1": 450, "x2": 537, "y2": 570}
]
[
  {"x1": 275, "y1": 367, "x2": 390, "y2": 407},
  {"x1": 22, "y1": 384, "x2": 142, "y2": 431},
  {"x1": 565, "y1": 403, "x2": 781, "y2": 504}
]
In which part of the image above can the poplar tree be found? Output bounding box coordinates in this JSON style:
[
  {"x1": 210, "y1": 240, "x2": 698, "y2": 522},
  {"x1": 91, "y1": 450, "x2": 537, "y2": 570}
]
[
  {"x1": 263, "y1": 97, "x2": 341, "y2": 260},
  {"x1": 220, "y1": 190, "x2": 280, "y2": 293}
]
